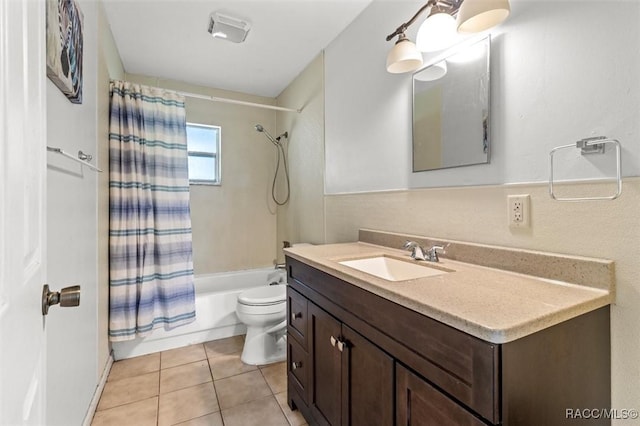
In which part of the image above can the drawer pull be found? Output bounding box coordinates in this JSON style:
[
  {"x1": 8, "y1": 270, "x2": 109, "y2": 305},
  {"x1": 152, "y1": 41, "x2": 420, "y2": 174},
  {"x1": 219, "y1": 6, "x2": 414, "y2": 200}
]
[
  {"x1": 291, "y1": 312, "x2": 302, "y2": 322},
  {"x1": 292, "y1": 361, "x2": 302, "y2": 370},
  {"x1": 330, "y1": 336, "x2": 337, "y2": 347}
]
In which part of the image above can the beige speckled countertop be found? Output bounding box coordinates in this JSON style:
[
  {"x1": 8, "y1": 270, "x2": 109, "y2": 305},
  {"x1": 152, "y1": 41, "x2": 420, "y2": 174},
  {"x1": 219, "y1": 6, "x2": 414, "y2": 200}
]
[{"x1": 284, "y1": 242, "x2": 614, "y2": 344}]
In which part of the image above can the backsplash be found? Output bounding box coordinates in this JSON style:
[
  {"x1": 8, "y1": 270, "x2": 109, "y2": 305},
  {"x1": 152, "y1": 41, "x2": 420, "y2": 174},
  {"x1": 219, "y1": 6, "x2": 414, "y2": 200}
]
[{"x1": 359, "y1": 229, "x2": 614, "y2": 291}]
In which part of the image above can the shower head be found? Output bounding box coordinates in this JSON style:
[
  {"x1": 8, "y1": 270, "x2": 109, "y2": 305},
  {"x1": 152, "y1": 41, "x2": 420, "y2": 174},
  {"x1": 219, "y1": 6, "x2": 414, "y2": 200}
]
[{"x1": 254, "y1": 124, "x2": 280, "y2": 146}]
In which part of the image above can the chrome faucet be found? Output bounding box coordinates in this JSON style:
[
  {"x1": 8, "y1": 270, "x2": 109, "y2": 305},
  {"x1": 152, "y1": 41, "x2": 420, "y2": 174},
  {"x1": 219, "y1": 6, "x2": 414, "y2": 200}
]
[
  {"x1": 426, "y1": 245, "x2": 445, "y2": 262},
  {"x1": 402, "y1": 241, "x2": 426, "y2": 261},
  {"x1": 403, "y1": 241, "x2": 446, "y2": 262}
]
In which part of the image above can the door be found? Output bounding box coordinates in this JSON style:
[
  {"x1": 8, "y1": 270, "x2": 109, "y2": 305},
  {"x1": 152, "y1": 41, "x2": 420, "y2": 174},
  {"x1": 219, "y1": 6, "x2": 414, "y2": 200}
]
[
  {"x1": 309, "y1": 303, "x2": 342, "y2": 426},
  {"x1": 396, "y1": 364, "x2": 486, "y2": 426},
  {"x1": 0, "y1": 0, "x2": 48, "y2": 424},
  {"x1": 341, "y1": 325, "x2": 394, "y2": 426}
]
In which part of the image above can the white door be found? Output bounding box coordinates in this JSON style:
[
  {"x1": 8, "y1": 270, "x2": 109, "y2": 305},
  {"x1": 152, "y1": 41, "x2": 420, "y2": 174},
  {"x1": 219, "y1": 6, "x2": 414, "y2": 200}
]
[{"x1": 0, "y1": 0, "x2": 48, "y2": 424}]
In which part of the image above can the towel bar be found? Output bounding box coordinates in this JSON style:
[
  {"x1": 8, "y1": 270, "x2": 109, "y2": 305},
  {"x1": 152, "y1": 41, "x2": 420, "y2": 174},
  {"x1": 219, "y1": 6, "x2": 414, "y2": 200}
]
[{"x1": 47, "y1": 146, "x2": 103, "y2": 173}]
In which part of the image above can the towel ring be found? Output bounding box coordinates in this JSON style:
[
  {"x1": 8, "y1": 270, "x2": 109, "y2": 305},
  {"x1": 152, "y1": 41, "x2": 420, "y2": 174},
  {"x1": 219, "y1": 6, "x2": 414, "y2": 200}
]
[{"x1": 549, "y1": 137, "x2": 622, "y2": 202}]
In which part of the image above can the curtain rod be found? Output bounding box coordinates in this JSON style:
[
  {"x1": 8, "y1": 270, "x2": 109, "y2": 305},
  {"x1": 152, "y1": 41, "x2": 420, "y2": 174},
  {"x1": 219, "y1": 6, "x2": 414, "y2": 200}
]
[{"x1": 175, "y1": 91, "x2": 302, "y2": 113}]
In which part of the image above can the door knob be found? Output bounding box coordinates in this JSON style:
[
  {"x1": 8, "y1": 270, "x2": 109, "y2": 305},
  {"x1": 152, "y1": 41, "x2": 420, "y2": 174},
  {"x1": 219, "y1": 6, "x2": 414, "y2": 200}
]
[{"x1": 42, "y1": 284, "x2": 81, "y2": 315}]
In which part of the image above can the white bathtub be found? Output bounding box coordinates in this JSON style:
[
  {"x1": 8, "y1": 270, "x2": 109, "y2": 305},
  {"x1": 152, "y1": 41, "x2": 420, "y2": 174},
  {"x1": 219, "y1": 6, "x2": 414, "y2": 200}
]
[{"x1": 112, "y1": 267, "x2": 286, "y2": 360}]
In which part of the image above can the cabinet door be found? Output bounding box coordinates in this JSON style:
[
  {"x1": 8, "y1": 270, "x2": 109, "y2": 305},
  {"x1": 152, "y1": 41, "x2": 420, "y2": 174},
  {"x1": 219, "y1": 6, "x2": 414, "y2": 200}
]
[
  {"x1": 396, "y1": 364, "x2": 486, "y2": 426},
  {"x1": 342, "y1": 325, "x2": 394, "y2": 426},
  {"x1": 309, "y1": 303, "x2": 342, "y2": 426}
]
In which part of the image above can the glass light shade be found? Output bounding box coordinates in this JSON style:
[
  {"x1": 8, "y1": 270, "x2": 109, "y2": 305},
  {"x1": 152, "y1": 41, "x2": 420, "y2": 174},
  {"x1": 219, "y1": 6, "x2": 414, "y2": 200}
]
[
  {"x1": 386, "y1": 39, "x2": 423, "y2": 74},
  {"x1": 414, "y1": 60, "x2": 447, "y2": 81},
  {"x1": 416, "y1": 12, "x2": 457, "y2": 52},
  {"x1": 457, "y1": 0, "x2": 510, "y2": 33}
]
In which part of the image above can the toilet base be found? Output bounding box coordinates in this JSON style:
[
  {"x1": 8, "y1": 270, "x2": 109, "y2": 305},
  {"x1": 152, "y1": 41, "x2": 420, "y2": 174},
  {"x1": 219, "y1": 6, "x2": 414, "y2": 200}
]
[{"x1": 241, "y1": 326, "x2": 287, "y2": 366}]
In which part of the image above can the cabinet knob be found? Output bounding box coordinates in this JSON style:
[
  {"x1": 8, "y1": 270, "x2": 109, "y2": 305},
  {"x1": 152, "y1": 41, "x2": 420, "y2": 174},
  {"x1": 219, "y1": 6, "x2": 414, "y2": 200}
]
[
  {"x1": 330, "y1": 336, "x2": 337, "y2": 347},
  {"x1": 291, "y1": 312, "x2": 302, "y2": 322},
  {"x1": 292, "y1": 361, "x2": 302, "y2": 370},
  {"x1": 336, "y1": 340, "x2": 345, "y2": 352}
]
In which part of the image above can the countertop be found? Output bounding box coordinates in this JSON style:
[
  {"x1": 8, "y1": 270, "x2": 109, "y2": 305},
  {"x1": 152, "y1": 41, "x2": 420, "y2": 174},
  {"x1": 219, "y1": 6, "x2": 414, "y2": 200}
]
[{"x1": 284, "y1": 242, "x2": 613, "y2": 344}]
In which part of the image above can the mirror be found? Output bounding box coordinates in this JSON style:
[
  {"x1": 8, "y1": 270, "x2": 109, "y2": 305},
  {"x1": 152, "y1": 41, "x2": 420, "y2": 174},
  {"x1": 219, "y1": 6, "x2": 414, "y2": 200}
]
[{"x1": 412, "y1": 36, "x2": 490, "y2": 172}]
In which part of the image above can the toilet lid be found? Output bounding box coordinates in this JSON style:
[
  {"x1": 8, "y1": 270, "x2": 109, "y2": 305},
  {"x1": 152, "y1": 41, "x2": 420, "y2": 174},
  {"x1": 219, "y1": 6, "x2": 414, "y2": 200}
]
[{"x1": 238, "y1": 285, "x2": 286, "y2": 306}]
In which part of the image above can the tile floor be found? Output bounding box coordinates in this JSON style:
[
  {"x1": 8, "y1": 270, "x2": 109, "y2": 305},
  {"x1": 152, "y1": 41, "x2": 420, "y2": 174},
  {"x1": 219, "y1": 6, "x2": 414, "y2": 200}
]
[{"x1": 91, "y1": 336, "x2": 308, "y2": 426}]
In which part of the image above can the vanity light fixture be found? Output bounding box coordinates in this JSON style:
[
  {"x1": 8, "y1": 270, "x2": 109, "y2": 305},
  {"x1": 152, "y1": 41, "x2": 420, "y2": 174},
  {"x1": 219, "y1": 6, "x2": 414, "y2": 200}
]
[{"x1": 385, "y1": 0, "x2": 509, "y2": 74}]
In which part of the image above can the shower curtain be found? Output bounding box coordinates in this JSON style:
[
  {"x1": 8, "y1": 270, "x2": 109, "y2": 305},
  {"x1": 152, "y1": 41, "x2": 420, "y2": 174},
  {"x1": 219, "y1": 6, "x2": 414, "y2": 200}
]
[{"x1": 108, "y1": 80, "x2": 195, "y2": 342}]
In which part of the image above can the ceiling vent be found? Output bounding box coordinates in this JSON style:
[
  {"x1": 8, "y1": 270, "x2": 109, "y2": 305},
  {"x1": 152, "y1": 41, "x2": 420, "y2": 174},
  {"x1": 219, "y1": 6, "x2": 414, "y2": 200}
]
[{"x1": 208, "y1": 12, "x2": 251, "y2": 43}]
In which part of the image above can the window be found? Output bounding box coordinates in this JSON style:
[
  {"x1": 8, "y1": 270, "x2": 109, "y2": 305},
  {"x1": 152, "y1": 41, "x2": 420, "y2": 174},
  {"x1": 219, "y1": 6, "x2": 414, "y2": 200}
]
[{"x1": 186, "y1": 123, "x2": 221, "y2": 185}]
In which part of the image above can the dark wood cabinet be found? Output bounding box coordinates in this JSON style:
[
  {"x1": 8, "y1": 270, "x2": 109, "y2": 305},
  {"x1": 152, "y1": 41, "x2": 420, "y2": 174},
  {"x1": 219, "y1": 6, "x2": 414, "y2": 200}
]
[
  {"x1": 287, "y1": 335, "x2": 307, "y2": 403},
  {"x1": 396, "y1": 364, "x2": 485, "y2": 426},
  {"x1": 306, "y1": 298, "x2": 394, "y2": 426},
  {"x1": 288, "y1": 286, "x2": 308, "y2": 346},
  {"x1": 342, "y1": 324, "x2": 394, "y2": 426},
  {"x1": 308, "y1": 303, "x2": 342, "y2": 426},
  {"x1": 286, "y1": 256, "x2": 610, "y2": 426}
]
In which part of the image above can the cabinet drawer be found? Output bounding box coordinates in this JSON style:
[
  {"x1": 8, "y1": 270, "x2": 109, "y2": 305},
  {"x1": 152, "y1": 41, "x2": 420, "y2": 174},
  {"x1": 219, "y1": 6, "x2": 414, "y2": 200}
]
[
  {"x1": 396, "y1": 364, "x2": 485, "y2": 426},
  {"x1": 288, "y1": 335, "x2": 308, "y2": 403},
  {"x1": 288, "y1": 287, "x2": 308, "y2": 348}
]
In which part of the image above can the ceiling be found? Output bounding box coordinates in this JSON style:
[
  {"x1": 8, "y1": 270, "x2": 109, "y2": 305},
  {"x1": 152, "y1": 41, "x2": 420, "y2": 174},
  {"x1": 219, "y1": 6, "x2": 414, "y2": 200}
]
[{"x1": 103, "y1": 0, "x2": 372, "y2": 98}]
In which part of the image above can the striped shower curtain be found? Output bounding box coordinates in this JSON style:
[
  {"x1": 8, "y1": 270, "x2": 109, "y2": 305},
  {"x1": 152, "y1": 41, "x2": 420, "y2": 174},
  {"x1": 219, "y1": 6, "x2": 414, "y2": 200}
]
[{"x1": 109, "y1": 80, "x2": 196, "y2": 342}]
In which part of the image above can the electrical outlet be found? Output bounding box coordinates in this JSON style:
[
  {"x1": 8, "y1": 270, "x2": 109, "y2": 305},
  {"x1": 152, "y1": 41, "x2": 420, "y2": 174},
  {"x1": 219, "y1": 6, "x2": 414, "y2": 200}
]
[{"x1": 508, "y1": 194, "x2": 530, "y2": 228}]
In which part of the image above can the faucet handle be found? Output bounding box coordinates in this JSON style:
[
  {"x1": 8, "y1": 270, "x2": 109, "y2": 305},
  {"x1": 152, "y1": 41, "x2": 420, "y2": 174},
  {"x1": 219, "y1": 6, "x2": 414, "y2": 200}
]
[{"x1": 427, "y1": 244, "x2": 447, "y2": 262}]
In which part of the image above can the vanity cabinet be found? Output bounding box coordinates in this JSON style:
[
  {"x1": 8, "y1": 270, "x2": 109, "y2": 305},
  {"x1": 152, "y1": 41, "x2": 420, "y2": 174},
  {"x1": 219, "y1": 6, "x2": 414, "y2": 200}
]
[
  {"x1": 288, "y1": 287, "x2": 394, "y2": 426},
  {"x1": 307, "y1": 303, "x2": 394, "y2": 426},
  {"x1": 285, "y1": 256, "x2": 610, "y2": 426}
]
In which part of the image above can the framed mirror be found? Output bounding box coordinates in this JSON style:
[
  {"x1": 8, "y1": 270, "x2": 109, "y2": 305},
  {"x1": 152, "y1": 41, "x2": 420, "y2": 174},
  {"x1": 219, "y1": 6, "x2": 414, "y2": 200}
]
[{"x1": 412, "y1": 35, "x2": 490, "y2": 172}]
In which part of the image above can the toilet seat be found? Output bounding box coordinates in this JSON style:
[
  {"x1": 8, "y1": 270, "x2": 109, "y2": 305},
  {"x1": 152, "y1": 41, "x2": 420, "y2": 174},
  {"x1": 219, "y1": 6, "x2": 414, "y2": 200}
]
[{"x1": 238, "y1": 285, "x2": 286, "y2": 306}]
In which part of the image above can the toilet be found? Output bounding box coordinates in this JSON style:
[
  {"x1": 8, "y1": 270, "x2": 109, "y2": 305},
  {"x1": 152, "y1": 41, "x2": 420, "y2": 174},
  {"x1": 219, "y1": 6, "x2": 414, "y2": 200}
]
[{"x1": 236, "y1": 281, "x2": 287, "y2": 365}]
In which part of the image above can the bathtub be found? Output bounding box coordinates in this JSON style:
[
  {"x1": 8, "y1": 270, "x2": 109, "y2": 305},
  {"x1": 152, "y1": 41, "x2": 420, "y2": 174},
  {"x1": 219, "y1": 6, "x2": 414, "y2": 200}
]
[{"x1": 112, "y1": 267, "x2": 286, "y2": 360}]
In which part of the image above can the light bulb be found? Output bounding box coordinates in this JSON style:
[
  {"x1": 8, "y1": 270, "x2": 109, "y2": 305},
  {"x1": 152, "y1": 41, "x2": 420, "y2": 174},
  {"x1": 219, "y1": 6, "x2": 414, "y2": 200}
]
[{"x1": 416, "y1": 12, "x2": 457, "y2": 52}]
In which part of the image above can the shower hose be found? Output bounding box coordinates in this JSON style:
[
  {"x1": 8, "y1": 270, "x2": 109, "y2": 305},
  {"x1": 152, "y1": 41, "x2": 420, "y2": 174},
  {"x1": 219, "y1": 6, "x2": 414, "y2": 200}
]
[{"x1": 271, "y1": 141, "x2": 290, "y2": 206}]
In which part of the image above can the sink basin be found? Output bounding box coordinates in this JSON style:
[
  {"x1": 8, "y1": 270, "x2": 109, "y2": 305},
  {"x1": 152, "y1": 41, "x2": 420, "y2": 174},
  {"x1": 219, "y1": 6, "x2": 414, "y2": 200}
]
[{"x1": 338, "y1": 256, "x2": 449, "y2": 281}]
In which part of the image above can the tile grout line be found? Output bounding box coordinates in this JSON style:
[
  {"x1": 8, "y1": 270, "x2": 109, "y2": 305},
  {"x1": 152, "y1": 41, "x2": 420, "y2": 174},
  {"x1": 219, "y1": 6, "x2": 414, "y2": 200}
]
[
  {"x1": 208, "y1": 353, "x2": 225, "y2": 425},
  {"x1": 156, "y1": 351, "x2": 161, "y2": 426},
  {"x1": 258, "y1": 365, "x2": 294, "y2": 426},
  {"x1": 100, "y1": 338, "x2": 276, "y2": 426}
]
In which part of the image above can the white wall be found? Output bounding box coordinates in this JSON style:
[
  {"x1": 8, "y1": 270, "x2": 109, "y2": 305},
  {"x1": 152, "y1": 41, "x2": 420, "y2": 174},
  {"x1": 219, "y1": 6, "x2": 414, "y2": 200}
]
[
  {"x1": 97, "y1": 1, "x2": 125, "y2": 379},
  {"x1": 276, "y1": 53, "x2": 326, "y2": 259},
  {"x1": 46, "y1": 0, "x2": 99, "y2": 424},
  {"x1": 325, "y1": 1, "x2": 415, "y2": 193},
  {"x1": 325, "y1": 0, "x2": 640, "y2": 193}
]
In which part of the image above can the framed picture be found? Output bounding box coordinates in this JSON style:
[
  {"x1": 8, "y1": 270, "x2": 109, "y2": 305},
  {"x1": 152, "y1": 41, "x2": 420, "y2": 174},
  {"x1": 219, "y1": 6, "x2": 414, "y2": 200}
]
[{"x1": 46, "y1": 0, "x2": 84, "y2": 104}]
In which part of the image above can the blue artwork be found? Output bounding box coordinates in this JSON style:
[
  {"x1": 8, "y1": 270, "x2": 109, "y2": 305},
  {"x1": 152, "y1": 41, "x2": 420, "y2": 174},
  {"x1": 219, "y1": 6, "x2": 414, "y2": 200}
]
[{"x1": 46, "y1": 0, "x2": 83, "y2": 104}]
